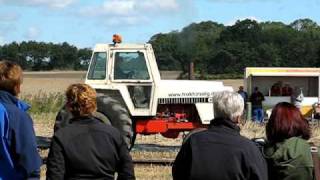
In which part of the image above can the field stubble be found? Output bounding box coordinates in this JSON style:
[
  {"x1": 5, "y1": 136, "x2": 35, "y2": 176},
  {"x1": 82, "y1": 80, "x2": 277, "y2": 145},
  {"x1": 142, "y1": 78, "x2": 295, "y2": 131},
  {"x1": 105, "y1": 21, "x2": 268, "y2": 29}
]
[
  {"x1": 33, "y1": 112, "x2": 320, "y2": 180},
  {"x1": 23, "y1": 71, "x2": 320, "y2": 179}
]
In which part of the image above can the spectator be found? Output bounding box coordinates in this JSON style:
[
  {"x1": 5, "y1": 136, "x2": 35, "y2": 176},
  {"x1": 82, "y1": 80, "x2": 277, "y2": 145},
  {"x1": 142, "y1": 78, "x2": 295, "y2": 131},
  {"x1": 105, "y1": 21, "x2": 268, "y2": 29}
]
[
  {"x1": 172, "y1": 91, "x2": 268, "y2": 180},
  {"x1": 46, "y1": 83, "x2": 135, "y2": 180},
  {"x1": 237, "y1": 85, "x2": 248, "y2": 105},
  {"x1": 282, "y1": 83, "x2": 293, "y2": 96},
  {"x1": 0, "y1": 60, "x2": 41, "y2": 179},
  {"x1": 292, "y1": 87, "x2": 304, "y2": 109},
  {"x1": 250, "y1": 87, "x2": 265, "y2": 123},
  {"x1": 270, "y1": 81, "x2": 282, "y2": 96},
  {"x1": 312, "y1": 102, "x2": 320, "y2": 120},
  {"x1": 264, "y1": 102, "x2": 313, "y2": 180}
]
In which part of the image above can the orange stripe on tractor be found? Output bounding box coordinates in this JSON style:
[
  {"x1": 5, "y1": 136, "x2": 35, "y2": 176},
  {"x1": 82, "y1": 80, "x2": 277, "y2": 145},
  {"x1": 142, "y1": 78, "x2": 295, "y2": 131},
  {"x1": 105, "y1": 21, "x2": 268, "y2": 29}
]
[{"x1": 135, "y1": 118, "x2": 203, "y2": 138}]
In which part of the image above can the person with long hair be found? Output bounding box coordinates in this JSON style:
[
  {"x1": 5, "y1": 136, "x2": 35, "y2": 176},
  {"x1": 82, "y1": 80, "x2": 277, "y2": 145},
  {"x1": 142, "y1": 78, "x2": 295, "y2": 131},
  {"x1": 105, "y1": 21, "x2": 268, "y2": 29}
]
[{"x1": 264, "y1": 102, "x2": 313, "y2": 180}]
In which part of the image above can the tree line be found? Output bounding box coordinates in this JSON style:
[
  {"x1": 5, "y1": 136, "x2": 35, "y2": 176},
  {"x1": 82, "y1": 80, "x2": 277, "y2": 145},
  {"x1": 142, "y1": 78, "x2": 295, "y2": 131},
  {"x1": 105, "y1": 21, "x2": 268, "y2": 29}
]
[
  {"x1": 0, "y1": 41, "x2": 91, "y2": 70},
  {"x1": 1, "y1": 19, "x2": 320, "y2": 76},
  {"x1": 149, "y1": 18, "x2": 320, "y2": 77}
]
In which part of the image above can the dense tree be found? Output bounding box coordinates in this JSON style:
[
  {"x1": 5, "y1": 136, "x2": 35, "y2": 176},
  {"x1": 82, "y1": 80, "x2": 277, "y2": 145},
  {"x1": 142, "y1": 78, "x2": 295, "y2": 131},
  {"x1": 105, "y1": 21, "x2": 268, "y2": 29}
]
[
  {"x1": 290, "y1": 19, "x2": 318, "y2": 32},
  {"x1": 0, "y1": 41, "x2": 92, "y2": 70},
  {"x1": 149, "y1": 32, "x2": 182, "y2": 70},
  {"x1": 219, "y1": 19, "x2": 261, "y2": 46},
  {"x1": 149, "y1": 21, "x2": 225, "y2": 73},
  {"x1": 150, "y1": 18, "x2": 320, "y2": 78}
]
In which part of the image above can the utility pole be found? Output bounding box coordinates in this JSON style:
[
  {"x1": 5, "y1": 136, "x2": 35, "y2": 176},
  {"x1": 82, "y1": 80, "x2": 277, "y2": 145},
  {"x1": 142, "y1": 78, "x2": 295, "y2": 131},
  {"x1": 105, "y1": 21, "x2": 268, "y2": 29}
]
[{"x1": 189, "y1": 61, "x2": 195, "y2": 80}]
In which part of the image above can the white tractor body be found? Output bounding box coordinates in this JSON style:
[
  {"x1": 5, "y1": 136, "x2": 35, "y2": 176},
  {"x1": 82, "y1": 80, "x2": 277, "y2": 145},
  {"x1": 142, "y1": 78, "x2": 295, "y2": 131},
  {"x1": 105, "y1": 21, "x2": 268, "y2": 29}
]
[{"x1": 85, "y1": 41, "x2": 233, "y2": 137}]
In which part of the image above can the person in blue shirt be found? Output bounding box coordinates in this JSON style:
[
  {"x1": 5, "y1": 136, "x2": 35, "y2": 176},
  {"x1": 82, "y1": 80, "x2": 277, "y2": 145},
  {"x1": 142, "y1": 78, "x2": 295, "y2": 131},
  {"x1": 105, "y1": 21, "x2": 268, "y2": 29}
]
[
  {"x1": 0, "y1": 60, "x2": 41, "y2": 179},
  {"x1": 250, "y1": 87, "x2": 265, "y2": 123}
]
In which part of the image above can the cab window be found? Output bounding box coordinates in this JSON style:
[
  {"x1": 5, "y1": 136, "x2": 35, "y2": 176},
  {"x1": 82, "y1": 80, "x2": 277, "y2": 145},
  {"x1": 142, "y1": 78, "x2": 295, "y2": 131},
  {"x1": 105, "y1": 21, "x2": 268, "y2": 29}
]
[
  {"x1": 87, "y1": 52, "x2": 107, "y2": 80},
  {"x1": 114, "y1": 52, "x2": 150, "y2": 80}
]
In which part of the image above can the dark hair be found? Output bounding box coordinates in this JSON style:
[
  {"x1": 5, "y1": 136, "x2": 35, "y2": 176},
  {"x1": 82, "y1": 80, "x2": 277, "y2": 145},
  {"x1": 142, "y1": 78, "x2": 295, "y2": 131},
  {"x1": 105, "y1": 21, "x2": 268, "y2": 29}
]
[{"x1": 266, "y1": 102, "x2": 310, "y2": 143}]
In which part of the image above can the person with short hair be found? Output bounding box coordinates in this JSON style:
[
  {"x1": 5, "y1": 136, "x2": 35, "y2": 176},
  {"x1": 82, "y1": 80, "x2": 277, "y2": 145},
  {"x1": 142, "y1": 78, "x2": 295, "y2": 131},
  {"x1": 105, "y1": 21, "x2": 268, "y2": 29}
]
[
  {"x1": 250, "y1": 87, "x2": 265, "y2": 123},
  {"x1": 46, "y1": 83, "x2": 135, "y2": 180},
  {"x1": 271, "y1": 81, "x2": 282, "y2": 96},
  {"x1": 172, "y1": 91, "x2": 268, "y2": 180},
  {"x1": 0, "y1": 60, "x2": 41, "y2": 179},
  {"x1": 264, "y1": 102, "x2": 313, "y2": 180},
  {"x1": 238, "y1": 85, "x2": 248, "y2": 104},
  {"x1": 292, "y1": 87, "x2": 304, "y2": 109},
  {"x1": 282, "y1": 83, "x2": 293, "y2": 96},
  {"x1": 238, "y1": 85, "x2": 248, "y2": 113}
]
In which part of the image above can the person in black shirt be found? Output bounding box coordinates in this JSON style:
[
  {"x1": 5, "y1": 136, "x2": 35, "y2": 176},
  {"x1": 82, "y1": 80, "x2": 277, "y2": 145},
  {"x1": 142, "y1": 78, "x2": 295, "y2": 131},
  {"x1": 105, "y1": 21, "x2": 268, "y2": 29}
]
[
  {"x1": 46, "y1": 83, "x2": 135, "y2": 180},
  {"x1": 172, "y1": 91, "x2": 268, "y2": 180}
]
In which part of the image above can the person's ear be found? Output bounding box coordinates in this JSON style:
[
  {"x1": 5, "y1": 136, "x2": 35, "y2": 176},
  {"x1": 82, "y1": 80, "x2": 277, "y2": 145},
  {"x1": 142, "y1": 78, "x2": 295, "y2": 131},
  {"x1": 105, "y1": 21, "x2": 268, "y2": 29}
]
[
  {"x1": 234, "y1": 116, "x2": 241, "y2": 124},
  {"x1": 65, "y1": 101, "x2": 72, "y2": 112},
  {"x1": 14, "y1": 83, "x2": 21, "y2": 96}
]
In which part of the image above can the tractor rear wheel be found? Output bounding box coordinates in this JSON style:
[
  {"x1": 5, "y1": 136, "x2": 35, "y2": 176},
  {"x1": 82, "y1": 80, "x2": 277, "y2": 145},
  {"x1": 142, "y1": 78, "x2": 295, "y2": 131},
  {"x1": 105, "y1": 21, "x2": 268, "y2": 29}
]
[{"x1": 96, "y1": 95, "x2": 135, "y2": 149}]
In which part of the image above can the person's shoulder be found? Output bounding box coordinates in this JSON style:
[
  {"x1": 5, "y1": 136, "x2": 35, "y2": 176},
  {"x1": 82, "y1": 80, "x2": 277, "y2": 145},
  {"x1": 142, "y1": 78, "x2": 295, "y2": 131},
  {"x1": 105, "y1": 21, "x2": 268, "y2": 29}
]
[
  {"x1": 235, "y1": 135, "x2": 262, "y2": 152},
  {"x1": 181, "y1": 129, "x2": 208, "y2": 147},
  {"x1": 4, "y1": 103, "x2": 32, "y2": 122},
  {"x1": 53, "y1": 122, "x2": 88, "y2": 142},
  {"x1": 282, "y1": 137, "x2": 310, "y2": 150},
  {"x1": 98, "y1": 123, "x2": 122, "y2": 136},
  {"x1": 235, "y1": 134, "x2": 255, "y2": 144},
  {"x1": 188, "y1": 128, "x2": 210, "y2": 138},
  {"x1": 3, "y1": 103, "x2": 21, "y2": 113},
  {"x1": 90, "y1": 122, "x2": 124, "y2": 144},
  {"x1": 236, "y1": 137, "x2": 266, "y2": 162},
  {"x1": 264, "y1": 137, "x2": 312, "y2": 163},
  {"x1": 190, "y1": 129, "x2": 259, "y2": 150},
  {"x1": 73, "y1": 119, "x2": 122, "y2": 137},
  {"x1": 53, "y1": 124, "x2": 71, "y2": 138}
]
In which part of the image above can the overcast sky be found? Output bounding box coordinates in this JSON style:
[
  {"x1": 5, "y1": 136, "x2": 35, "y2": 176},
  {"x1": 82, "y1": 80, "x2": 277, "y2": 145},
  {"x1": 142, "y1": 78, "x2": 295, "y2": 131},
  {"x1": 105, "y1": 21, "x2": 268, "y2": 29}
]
[{"x1": 0, "y1": 0, "x2": 319, "y2": 48}]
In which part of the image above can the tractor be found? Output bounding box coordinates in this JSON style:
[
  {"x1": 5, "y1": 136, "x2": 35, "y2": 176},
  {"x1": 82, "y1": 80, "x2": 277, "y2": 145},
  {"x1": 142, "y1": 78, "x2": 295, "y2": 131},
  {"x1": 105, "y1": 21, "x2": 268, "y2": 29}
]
[{"x1": 55, "y1": 35, "x2": 232, "y2": 149}]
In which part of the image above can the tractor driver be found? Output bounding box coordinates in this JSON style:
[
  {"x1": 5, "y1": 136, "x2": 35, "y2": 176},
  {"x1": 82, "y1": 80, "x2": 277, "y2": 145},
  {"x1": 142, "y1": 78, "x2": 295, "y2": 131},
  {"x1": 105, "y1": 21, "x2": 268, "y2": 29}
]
[{"x1": 114, "y1": 54, "x2": 128, "y2": 79}]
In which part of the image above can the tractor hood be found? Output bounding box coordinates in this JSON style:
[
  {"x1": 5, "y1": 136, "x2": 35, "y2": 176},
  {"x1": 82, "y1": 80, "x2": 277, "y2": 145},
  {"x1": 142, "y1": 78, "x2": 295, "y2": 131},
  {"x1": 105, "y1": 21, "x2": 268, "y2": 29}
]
[{"x1": 157, "y1": 80, "x2": 233, "y2": 98}]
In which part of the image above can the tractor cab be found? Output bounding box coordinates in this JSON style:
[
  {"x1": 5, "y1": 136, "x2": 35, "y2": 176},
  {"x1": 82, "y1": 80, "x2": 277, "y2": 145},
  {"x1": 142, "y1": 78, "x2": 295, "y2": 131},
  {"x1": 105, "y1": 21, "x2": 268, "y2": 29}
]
[{"x1": 86, "y1": 35, "x2": 161, "y2": 116}]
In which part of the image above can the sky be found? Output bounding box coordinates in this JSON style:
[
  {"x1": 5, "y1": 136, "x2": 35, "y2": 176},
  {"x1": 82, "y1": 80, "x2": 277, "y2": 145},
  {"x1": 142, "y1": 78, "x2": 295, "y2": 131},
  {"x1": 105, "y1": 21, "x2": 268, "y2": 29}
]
[{"x1": 0, "y1": 0, "x2": 319, "y2": 48}]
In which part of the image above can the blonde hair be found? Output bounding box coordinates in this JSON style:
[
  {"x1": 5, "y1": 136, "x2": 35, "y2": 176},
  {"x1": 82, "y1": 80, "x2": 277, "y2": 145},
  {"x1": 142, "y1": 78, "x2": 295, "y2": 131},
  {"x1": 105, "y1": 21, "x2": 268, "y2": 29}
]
[
  {"x1": 66, "y1": 83, "x2": 97, "y2": 117},
  {"x1": 0, "y1": 60, "x2": 23, "y2": 96}
]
